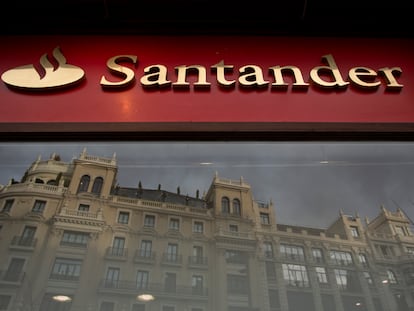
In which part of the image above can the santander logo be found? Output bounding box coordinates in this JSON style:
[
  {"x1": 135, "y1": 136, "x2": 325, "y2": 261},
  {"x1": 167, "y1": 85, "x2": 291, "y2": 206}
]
[{"x1": 1, "y1": 47, "x2": 84, "y2": 90}]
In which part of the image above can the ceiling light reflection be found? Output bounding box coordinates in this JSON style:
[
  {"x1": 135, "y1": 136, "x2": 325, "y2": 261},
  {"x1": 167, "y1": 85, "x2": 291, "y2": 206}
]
[{"x1": 137, "y1": 294, "x2": 155, "y2": 302}]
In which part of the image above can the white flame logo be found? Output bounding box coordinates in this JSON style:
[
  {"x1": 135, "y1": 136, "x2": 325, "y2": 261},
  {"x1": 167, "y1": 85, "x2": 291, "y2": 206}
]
[{"x1": 1, "y1": 47, "x2": 85, "y2": 90}]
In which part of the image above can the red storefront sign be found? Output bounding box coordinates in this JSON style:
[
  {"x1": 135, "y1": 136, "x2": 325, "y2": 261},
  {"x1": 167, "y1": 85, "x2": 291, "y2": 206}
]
[{"x1": 0, "y1": 36, "x2": 414, "y2": 127}]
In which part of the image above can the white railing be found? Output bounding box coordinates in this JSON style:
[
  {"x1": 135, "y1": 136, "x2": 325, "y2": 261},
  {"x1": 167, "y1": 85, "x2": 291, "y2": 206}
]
[
  {"x1": 2, "y1": 182, "x2": 67, "y2": 195},
  {"x1": 59, "y1": 208, "x2": 102, "y2": 220},
  {"x1": 110, "y1": 196, "x2": 210, "y2": 215},
  {"x1": 79, "y1": 154, "x2": 116, "y2": 165}
]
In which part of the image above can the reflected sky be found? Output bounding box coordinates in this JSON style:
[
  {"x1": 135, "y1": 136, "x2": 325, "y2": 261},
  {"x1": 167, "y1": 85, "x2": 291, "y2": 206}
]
[{"x1": 0, "y1": 142, "x2": 413, "y2": 228}]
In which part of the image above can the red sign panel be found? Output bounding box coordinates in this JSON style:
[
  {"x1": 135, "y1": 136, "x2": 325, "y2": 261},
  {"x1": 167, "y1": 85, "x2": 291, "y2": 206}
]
[{"x1": 1, "y1": 36, "x2": 414, "y2": 124}]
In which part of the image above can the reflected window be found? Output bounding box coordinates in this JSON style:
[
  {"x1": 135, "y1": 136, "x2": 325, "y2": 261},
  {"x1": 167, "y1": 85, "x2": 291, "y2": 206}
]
[
  {"x1": 169, "y1": 218, "x2": 180, "y2": 230},
  {"x1": 50, "y1": 258, "x2": 82, "y2": 281},
  {"x1": 140, "y1": 240, "x2": 152, "y2": 258},
  {"x1": 2, "y1": 199, "x2": 14, "y2": 213},
  {"x1": 193, "y1": 221, "x2": 204, "y2": 233},
  {"x1": 350, "y1": 226, "x2": 359, "y2": 237},
  {"x1": 92, "y1": 177, "x2": 103, "y2": 194},
  {"x1": 359, "y1": 253, "x2": 368, "y2": 268},
  {"x1": 77, "y1": 175, "x2": 90, "y2": 193},
  {"x1": 280, "y1": 244, "x2": 305, "y2": 261},
  {"x1": 330, "y1": 250, "x2": 353, "y2": 266},
  {"x1": 78, "y1": 204, "x2": 90, "y2": 212},
  {"x1": 232, "y1": 199, "x2": 241, "y2": 215},
  {"x1": 144, "y1": 215, "x2": 155, "y2": 228},
  {"x1": 32, "y1": 200, "x2": 46, "y2": 213},
  {"x1": 282, "y1": 264, "x2": 309, "y2": 287},
  {"x1": 61, "y1": 231, "x2": 89, "y2": 247},
  {"x1": 316, "y1": 267, "x2": 328, "y2": 284},
  {"x1": 263, "y1": 242, "x2": 274, "y2": 258},
  {"x1": 117, "y1": 211, "x2": 130, "y2": 224},
  {"x1": 387, "y1": 269, "x2": 398, "y2": 284},
  {"x1": 105, "y1": 267, "x2": 120, "y2": 288},
  {"x1": 137, "y1": 270, "x2": 149, "y2": 289},
  {"x1": 221, "y1": 197, "x2": 230, "y2": 214},
  {"x1": 312, "y1": 248, "x2": 324, "y2": 263},
  {"x1": 260, "y1": 212, "x2": 270, "y2": 224}
]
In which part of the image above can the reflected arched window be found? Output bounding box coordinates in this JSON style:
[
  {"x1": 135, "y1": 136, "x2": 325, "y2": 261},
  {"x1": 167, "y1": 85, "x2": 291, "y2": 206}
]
[
  {"x1": 387, "y1": 269, "x2": 398, "y2": 284},
  {"x1": 221, "y1": 197, "x2": 230, "y2": 214},
  {"x1": 233, "y1": 199, "x2": 241, "y2": 215},
  {"x1": 77, "y1": 175, "x2": 90, "y2": 193},
  {"x1": 35, "y1": 178, "x2": 44, "y2": 184},
  {"x1": 92, "y1": 177, "x2": 104, "y2": 195},
  {"x1": 47, "y1": 179, "x2": 57, "y2": 186}
]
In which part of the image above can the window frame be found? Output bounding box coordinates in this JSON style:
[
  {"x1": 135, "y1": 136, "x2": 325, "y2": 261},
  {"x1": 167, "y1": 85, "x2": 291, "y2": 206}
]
[
  {"x1": 32, "y1": 199, "x2": 46, "y2": 213},
  {"x1": 117, "y1": 211, "x2": 130, "y2": 225}
]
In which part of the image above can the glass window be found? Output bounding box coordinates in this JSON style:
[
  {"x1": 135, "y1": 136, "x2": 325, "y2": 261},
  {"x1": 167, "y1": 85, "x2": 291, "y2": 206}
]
[
  {"x1": 78, "y1": 204, "x2": 90, "y2": 211},
  {"x1": 263, "y1": 242, "x2": 273, "y2": 258},
  {"x1": 387, "y1": 269, "x2": 398, "y2": 284},
  {"x1": 61, "y1": 231, "x2": 89, "y2": 247},
  {"x1": 280, "y1": 244, "x2": 305, "y2": 261},
  {"x1": 312, "y1": 248, "x2": 324, "y2": 263},
  {"x1": 221, "y1": 197, "x2": 230, "y2": 214},
  {"x1": 316, "y1": 267, "x2": 328, "y2": 284},
  {"x1": 193, "y1": 221, "x2": 204, "y2": 233},
  {"x1": 167, "y1": 243, "x2": 179, "y2": 262},
  {"x1": 165, "y1": 273, "x2": 176, "y2": 292},
  {"x1": 232, "y1": 199, "x2": 241, "y2": 215},
  {"x1": 50, "y1": 258, "x2": 82, "y2": 281},
  {"x1": 19, "y1": 226, "x2": 37, "y2": 246},
  {"x1": 77, "y1": 175, "x2": 90, "y2": 193},
  {"x1": 105, "y1": 267, "x2": 120, "y2": 287},
  {"x1": 92, "y1": 177, "x2": 104, "y2": 194},
  {"x1": 192, "y1": 275, "x2": 204, "y2": 294},
  {"x1": 265, "y1": 261, "x2": 277, "y2": 279},
  {"x1": 5, "y1": 258, "x2": 25, "y2": 282},
  {"x1": 2, "y1": 199, "x2": 14, "y2": 213},
  {"x1": 329, "y1": 250, "x2": 353, "y2": 266},
  {"x1": 225, "y1": 250, "x2": 247, "y2": 264},
  {"x1": 111, "y1": 237, "x2": 126, "y2": 256},
  {"x1": 169, "y1": 218, "x2": 180, "y2": 230},
  {"x1": 144, "y1": 215, "x2": 155, "y2": 228},
  {"x1": 350, "y1": 226, "x2": 359, "y2": 237},
  {"x1": 334, "y1": 269, "x2": 360, "y2": 291},
  {"x1": 358, "y1": 253, "x2": 368, "y2": 267},
  {"x1": 117, "y1": 211, "x2": 130, "y2": 224},
  {"x1": 137, "y1": 270, "x2": 149, "y2": 289},
  {"x1": 229, "y1": 224, "x2": 238, "y2": 232},
  {"x1": 140, "y1": 240, "x2": 152, "y2": 258},
  {"x1": 363, "y1": 271, "x2": 373, "y2": 285},
  {"x1": 334, "y1": 269, "x2": 348, "y2": 289},
  {"x1": 260, "y1": 212, "x2": 270, "y2": 224},
  {"x1": 32, "y1": 200, "x2": 46, "y2": 213},
  {"x1": 192, "y1": 246, "x2": 204, "y2": 264},
  {"x1": 282, "y1": 264, "x2": 309, "y2": 287}
]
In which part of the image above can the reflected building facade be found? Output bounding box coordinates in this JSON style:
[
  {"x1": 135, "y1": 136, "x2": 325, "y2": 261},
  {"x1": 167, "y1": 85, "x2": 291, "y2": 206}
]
[{"x1": 0, "y1": 150, "x2": 413, "y2": 311}]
